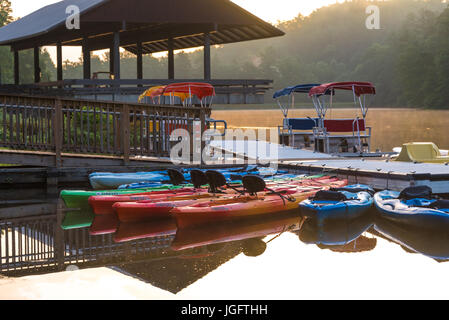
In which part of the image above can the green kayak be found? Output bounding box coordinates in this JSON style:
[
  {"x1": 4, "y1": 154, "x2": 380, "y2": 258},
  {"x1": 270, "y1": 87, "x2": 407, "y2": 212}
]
[
  {"x1": 60, "y1": 185, "x2": 189, "y2": 209},
  {"x1": 61, "y1": 209, "x2": 95, "y2": 230}
]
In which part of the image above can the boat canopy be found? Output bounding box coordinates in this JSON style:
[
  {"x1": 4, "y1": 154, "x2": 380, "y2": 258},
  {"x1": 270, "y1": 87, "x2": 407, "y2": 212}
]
[
  {"x1": 138, "y1": 86, "x2": 166, "y2": 103},
  {"x1": 273, "y1": 84, "x2": 323, "y2": 118},
  {"x1": 309, "y1": 82, "x2": 376, "y2": 119},
  {"x1": 273, "y1": 84, "x2": 322, "y2": 99},
  {"x1": 164, "y1": 83, "x2": 215, "y2": 100},
  {"x1": 309, "y1": 82, "x2": 376, "y2": 97}
]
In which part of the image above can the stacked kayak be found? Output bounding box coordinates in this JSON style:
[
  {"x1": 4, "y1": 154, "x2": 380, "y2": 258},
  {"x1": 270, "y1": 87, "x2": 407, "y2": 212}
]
[
  {"x1": 109, "y1": 174, "x2": 347, "y2": 226},
  {"x1": 374, "y1": 186, "x2": 449, "y2": 260},
  {"x1": 89, "y1": 174, "x2": 339, "y2": 215}
]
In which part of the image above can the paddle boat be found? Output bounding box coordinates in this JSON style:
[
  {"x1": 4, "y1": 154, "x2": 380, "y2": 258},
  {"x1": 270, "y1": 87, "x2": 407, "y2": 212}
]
[
  {"x1": 274, "y1": 84, "x2": 323, "y2": 149},
  {"x1": 393, "y1": 142, "x2": 449, "y2": 164},
  {"x1": 276, "y1": 82, "x2": 376, "y2": 156},
  {"x1": 374, "y1": 185, "x2": 449, "y2": 261}
]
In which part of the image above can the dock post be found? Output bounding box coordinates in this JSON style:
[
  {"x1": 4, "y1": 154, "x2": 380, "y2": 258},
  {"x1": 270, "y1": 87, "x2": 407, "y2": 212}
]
[
  {"x1": 200, "y1": 108, "x2": 206, "y2": 165},
  {"x1": 121, "y1": 104, "x2": 130, "y2": 165},
  {"x1": 54, "y1": 199, "x2": 66, "y2": 271},
  {"x1": 54, "y1": 99, "x2": 63, "y2": 168}
]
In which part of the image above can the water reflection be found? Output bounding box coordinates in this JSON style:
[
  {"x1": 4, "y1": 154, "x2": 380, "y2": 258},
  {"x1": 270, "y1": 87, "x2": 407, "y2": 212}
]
[
  {"x1": 298, "y1": 208, "x2": 376, "y2": 251},
  {"x1": 2, "y1": 200, "x2": 449, "y2": 291},
  {"x1": 373, "y1": 212, "x2": 449, "y2": 262}
]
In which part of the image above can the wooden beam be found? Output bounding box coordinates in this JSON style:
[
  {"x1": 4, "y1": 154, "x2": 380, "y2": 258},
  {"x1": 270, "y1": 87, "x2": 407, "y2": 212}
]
[
  {"x1": 34, "y1": 47, "x2": 41, "y2": 83},
  {"x1": 82, "y1": 38, "x2": 91, "y2": 80},
  {"x1": 168, "y1": 37, "x2": 174, "y2": 80},
  {"x1": 109, "y1": 46, "x2": 114, "y2": 75},
  {"x1": 14, "y1": 50, "x2": 19, "y2": 85},
  {"x1": 137, "y1": 41, "x2": 143, "y2": 86},
  {"x1": 113, "y1": 32, "x2": 120, "y2": 80},
  {"x1": 204, "y1": 33, "x2": 211, "y2": 80},
  {"x1": 56, "y1": 42, "x2": 63, "y2": 81}
]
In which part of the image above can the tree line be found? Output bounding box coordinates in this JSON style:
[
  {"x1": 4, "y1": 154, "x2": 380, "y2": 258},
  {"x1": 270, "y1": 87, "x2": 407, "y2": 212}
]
[{"x1": 0, "y1": 0, "x2": 448, "y2": 108}]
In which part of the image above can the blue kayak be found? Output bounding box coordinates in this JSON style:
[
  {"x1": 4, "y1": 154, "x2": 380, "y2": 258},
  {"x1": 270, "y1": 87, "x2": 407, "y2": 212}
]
[
  {"x1": 300, "y1": 184, "x2": 375, "y2": 219},
  {"x1": 298, "y1": 184, "x2": 375, "y2": 246},
  {"x1": 374, "y1": 186, "x2": 449, "y2": 260},
  {"x1": 89, "y1": 166, "x2": 288, "y2": 190}
]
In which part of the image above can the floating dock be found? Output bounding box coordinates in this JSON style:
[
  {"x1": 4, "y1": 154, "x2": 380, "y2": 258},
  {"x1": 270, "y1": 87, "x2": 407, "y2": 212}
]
[{"x1": 211, "y1": 140, "x2": 449, "y2": 194}]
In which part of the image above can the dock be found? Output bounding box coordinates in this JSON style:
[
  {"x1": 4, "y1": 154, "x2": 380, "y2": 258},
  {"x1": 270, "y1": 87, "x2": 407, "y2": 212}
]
[{"x1": 211, "y1": 140, "x2": 449, "y2": 194}]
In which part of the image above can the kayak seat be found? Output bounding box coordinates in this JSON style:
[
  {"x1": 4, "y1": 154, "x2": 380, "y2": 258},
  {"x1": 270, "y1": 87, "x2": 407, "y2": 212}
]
[
  {"x1": 242, "y1": 175, "x2": 266, "y2": 195},
  {"x1": 427, "y1": 200, "x2": 449, "y2": 210},
  {"x1": 167, "y1": 169, "x2": 186, "y2": 185},
  {"x1": 206, "y1": 170, "x2": 228, "y2": 193},
  {"x1": 190, "y1": 170, "x2": 208, "y2": 189},
  {"x1": 312, "y1": 190, "x2": 348, "y2": 202},
  {"x1": 398, "y1": 186, "x2": 433, "y2": 200}
]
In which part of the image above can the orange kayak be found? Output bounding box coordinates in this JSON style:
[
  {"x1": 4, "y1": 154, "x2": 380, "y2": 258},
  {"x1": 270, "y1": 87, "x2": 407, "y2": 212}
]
[
  {"x1": 171, "y1": 210, "x2": 303, "y2": 251},
  {"x1": 171, "y1": 179, "x2": 348, "y2": 228}
]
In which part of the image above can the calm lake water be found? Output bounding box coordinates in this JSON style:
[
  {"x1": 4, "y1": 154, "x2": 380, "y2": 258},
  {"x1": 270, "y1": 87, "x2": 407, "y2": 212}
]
[
  {"x1": 211, "y1": 108, "x2": 449, "y2": 152},
  {"x1": 2, "y1": 198, "x2": 449, "y2": 299}
]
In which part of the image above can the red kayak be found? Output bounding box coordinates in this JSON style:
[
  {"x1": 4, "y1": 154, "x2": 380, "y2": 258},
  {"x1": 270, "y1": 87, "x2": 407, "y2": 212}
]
[
  {"x1": 89, "y1": 213, "x2": 119, "y2": 236},
  {"x1": 89, "y1": 188, "x2": 209, "y2": 215},
  {"x1": 114, "y1": 218, "x2": 178, "y2": 243}
]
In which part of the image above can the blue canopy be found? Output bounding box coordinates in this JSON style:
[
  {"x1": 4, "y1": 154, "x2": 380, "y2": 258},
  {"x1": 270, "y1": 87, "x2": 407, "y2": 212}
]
[{"x1": 273, "y1": 84, "x2": 321, "y2": 99}]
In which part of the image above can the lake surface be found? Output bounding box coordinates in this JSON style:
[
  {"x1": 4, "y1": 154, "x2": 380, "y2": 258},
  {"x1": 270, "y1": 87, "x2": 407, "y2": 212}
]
[
  {"x1": 211, "y1": 108, "x2": 449, "y2": 153},
  {"x1": 2, "y1": 198, "x2": 449, "y2": 300}
]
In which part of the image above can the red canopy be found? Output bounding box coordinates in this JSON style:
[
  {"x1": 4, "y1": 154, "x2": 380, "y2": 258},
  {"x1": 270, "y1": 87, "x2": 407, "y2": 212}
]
[
  {"x1": 309, "y1": 82, "x2": 376, "y2": 97},
  {"x1": 163, "y1": 82, "x2": 216, "y2": 100}
]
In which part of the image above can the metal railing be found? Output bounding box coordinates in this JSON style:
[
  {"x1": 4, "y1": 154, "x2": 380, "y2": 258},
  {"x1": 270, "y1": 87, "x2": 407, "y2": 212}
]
[{"x1": 0, "y1": 211, "x2": 175, "y2": 276}]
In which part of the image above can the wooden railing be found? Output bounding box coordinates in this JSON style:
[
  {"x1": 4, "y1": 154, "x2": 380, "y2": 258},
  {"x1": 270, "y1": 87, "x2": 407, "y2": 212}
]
[
  {"x1": 0, "y1": 94, "x2": 210, "y2": 166},
  {"x1": 0, "y1": 79, "x2": 273, "y2": 104}
]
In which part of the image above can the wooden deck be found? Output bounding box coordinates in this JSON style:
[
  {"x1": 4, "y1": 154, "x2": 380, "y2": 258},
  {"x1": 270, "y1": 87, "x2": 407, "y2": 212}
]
[{"x1": 0, "y1": 93, "x2": 210, "y2": 168}]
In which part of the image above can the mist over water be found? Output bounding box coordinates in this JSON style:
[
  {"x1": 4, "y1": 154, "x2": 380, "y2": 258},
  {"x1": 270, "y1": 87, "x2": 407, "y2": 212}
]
[{"x1": 212, "y1": 108, "x2": 449, "y2": 152}]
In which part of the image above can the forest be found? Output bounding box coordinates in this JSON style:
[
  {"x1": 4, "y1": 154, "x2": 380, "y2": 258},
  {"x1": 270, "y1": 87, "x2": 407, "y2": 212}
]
[{"x1": 0, "y1": 0, "x2": 448, "y2": 108}]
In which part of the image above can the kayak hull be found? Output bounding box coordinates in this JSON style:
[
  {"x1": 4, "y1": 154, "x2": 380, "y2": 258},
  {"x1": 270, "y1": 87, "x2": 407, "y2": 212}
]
[
  {"x1": 88, "y1": 188, "x2": 205, "y2": 215},
  {"x1": 171, "y1": 191, "x2": 316, "y2": 229}
]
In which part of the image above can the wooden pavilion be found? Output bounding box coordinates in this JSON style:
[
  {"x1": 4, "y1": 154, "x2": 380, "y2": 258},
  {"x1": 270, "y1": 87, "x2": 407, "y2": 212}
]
[{"x1": 0, "y1": 0, "x2": 285, "y2": 103}]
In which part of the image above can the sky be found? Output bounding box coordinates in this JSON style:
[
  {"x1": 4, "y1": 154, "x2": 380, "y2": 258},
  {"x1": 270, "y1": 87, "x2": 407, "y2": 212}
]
[{"x1": 9, "y1": 0, "x2": 343, "y2": 62}]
